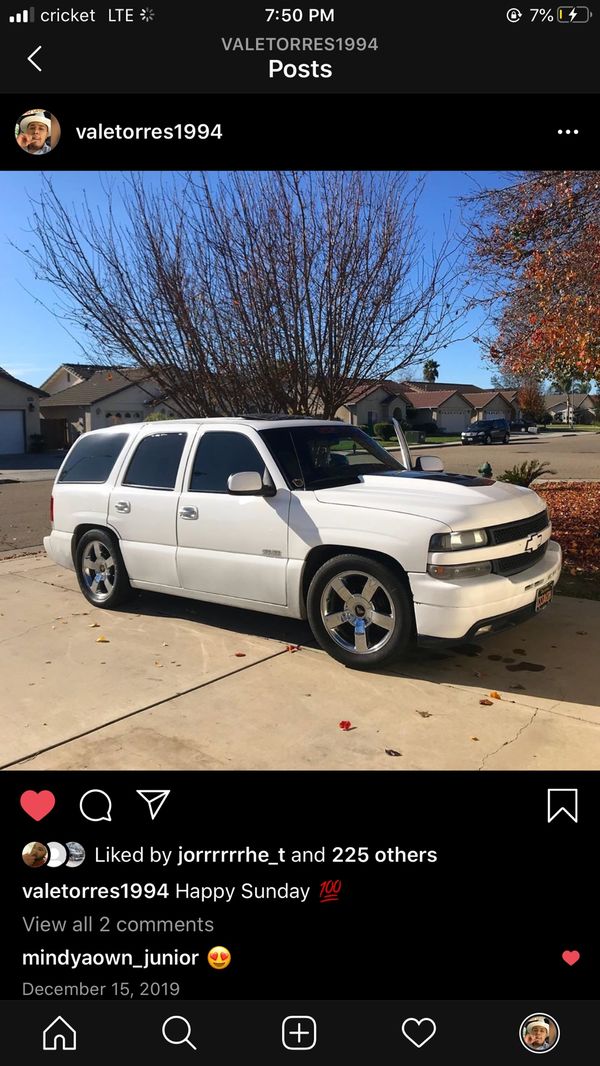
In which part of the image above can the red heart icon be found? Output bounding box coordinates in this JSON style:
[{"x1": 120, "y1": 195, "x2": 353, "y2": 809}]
[
  {"x1": 562, "y1": 949, "x2": 580, "y2": 966},
  {"x1": 20, "y1": 790, "x2": 56, "y2": 821},
  {"x1": 220, "y1": 952, "x2": 229, "y2": 961},
  {"x1": 210, "y1": 952, "x2": 218, "y2": 961}
]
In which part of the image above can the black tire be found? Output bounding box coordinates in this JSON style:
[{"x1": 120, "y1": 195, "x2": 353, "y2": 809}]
[
  {"x1": 484, "y1": 434, "x2": 492, "y2": 445},
  {"x1": 306, "y1": 553, "x2": 414, "y2": 670},
  {"x1": 461, "y1": 440, "x2": 468, "y2": 446},
  {"x1": 75, "y1": 528, "x2": 132, "y2": 609},
  {"x1": 503, "y1": 433, "x2": 510, "y2": 444}
]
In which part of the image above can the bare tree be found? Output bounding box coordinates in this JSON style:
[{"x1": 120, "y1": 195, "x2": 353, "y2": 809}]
[{"x1": 20, "y1": 172, "x2": 469, "y2": 417}]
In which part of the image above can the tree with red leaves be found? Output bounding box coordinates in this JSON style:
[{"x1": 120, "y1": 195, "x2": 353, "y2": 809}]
[{"x1": 464, "y1": 171, "x2": 600, "y2": 384}]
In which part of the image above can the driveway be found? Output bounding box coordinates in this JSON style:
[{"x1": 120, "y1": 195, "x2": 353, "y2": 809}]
[{"x1": 1, "y1": 553, "x2": 599, "y2": 771}]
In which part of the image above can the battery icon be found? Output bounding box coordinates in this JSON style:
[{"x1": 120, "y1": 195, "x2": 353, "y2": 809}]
[{"x1": 557, "y1": 6, "x2": 591, "y2": 20}]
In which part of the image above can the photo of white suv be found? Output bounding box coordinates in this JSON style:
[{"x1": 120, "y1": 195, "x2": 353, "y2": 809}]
[{"x1": 44, "y1": 417, "x2": 562, "y2": 670}]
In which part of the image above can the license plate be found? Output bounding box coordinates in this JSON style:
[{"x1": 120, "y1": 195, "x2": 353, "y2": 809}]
[{"x1": 535, "y1": 582, "x2": 554, "y2": 612}]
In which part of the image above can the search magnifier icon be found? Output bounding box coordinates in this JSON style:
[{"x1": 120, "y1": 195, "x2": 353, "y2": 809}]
[{"x1": 162, "y1": 1016, "x2": 197, "y2": 1051}]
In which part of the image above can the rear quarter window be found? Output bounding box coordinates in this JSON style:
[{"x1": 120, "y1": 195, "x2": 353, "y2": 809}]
[{"x1": 58, "y1": 432, "x2": 129, "y2": 484}]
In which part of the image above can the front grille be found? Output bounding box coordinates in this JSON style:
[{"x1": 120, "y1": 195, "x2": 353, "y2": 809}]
[
  {"x1": 488, "y1": 509, "x2": 549, "y2": 547},
  {"x1": 494, "y1": 542, "x2": 548, "y2": 576}
]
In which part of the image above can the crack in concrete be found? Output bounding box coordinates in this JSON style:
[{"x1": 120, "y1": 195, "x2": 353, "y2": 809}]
[
  {"x1": 1, "y1": 646, "x2": 293, "y2": 770},
  {"x1": 478, "y1": 707, "x2": 540, "y2": 771}
]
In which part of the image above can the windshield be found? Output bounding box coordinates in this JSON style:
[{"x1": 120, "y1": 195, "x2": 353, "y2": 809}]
[
  {"x1": 467, "y1": 421, "x2": 493, "y2": 430},
  {"x1": 260, "y1": 425, "x2": 405, "y2": 490}
]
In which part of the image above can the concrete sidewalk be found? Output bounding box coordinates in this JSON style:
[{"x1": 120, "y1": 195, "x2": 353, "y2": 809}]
[{"x1": 1, "y1": 554, "x2": 599, "y2": 771}]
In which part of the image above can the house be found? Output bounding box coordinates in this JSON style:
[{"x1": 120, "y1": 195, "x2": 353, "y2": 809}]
[
  {"x1": 40, "y1": 362, "x2": 100, "y2": 396},
  {"x1": 544, "y1": 392, "x2": 596, "y2": 423},
  {"x1": 0, "y1": 366, "x2": 47, "y2": 454},
  {"x1": 336, "y1": 381, "x2": 408, "y2": 427},
  {"x1": 42, "y1": 1016, "x2": 77, "y2": 1052},
  {"x1": 338, "y1": 379, "x2": 483, "y2": 432},
  {"x1": 403, "y1": 389, "x2": 476, "y2": 432},
  {"x1": 39, "y1": 367, "x2": 178, "y2": 448},
  {"x1": 460, "y1": 390, "x2": 517, "y2": 422}
]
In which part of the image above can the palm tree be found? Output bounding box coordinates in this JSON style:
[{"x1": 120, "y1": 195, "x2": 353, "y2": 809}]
[{"x1": 423, "y1": 359, "x2": 440, "y2": 383}]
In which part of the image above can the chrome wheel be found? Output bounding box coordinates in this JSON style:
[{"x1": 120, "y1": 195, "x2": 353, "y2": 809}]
[
  {"x1": 320, "y1": 569, "x2": 396, "y2": 656},
  {"x1": 81, "y1": 540, "x2": 116, "y2": 602}
]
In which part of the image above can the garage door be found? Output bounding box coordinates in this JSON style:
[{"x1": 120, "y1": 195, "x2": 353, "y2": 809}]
[
  {"x1": 0, "y1": 410, "x2": 25, "y2": 454},
  {"x1": 440, "y1": 409, "x2": 470, "y2": 432}
]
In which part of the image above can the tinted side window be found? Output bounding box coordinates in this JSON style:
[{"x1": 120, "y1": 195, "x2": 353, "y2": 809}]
[
  {"x1": 190, "y1": 432, "x2": 265, "y2": 493},
  {"x1": 123, "y1": 432, "x2": 187, "y2": 490},
  {"x1": 59, "y1": 432, "x2": 129, "y2": 484}
]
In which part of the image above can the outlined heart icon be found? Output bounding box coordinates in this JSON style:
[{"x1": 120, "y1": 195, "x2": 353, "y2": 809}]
[
  {"x1": 401, "y1": 1017, "x2": 437, "y2": 1048},
  {"x1": 20, "y1": 790, "x2": 55, "y2": 821}
]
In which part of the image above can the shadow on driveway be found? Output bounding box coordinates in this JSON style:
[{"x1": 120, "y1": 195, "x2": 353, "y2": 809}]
[{"x1": 114, "y1": 587, "x2": 597, "y2": 710}]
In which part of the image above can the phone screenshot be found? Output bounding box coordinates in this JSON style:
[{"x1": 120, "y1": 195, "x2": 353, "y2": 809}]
[{"x1": 1, "y1": 3, "x2": 598, "y2": 1062}]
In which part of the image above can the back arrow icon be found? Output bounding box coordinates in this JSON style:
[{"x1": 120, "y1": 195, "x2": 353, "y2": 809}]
[{"x1": 28, "y1": 45, "x2": 42, "y2": 71}]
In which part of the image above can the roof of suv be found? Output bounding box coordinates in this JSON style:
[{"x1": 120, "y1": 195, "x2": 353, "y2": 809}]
[{"x1": 86, "y1": 417, "x2": 347, "y2": 435}]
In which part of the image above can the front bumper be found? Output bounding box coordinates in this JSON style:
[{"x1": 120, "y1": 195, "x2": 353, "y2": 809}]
[{"x1": 410, "y1": 539, "x2": 562, "y2": 642}]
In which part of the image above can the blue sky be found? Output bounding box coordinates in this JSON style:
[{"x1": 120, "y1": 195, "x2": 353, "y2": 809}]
[{"x1": 0, "y1": 170, "x2": 506, "y2": 388}]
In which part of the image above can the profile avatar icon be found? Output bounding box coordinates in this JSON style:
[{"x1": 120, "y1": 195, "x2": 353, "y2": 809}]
[
  {"x1": 22, "y1": 841, "x2": 49, "y2": 868},
  {"x1": 15, "y1": 109, "x2": 60, "y2": 155},
  {"x1": 519, "y1": 1014, "x2": 560, "y2": 1053}
]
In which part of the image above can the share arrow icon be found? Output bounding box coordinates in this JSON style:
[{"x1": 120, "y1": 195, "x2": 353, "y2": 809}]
[{"x1": 136, "y1": 789, "x2": 170, "y2": 820}]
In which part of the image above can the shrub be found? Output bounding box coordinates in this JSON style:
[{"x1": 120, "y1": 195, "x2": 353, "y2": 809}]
[
  {"x1": 145, "y1": 411, "x2": 176, "y2": 421},
  {"x1": 412, "y1": 420, "x2": 438, "y2": 436},
  {"x1": 374, "y1": 421, "x2": 396, "y2": 440},
  {"x1": 497, "y1": 460, "x2": 556, "y2": 487}
]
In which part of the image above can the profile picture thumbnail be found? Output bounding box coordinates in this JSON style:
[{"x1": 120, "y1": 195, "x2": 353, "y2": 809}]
[
  {"x1": 22, "y1": 841, "x2": 48, "y2": 868},
  {"x1": 15, "y1": 109, "x2": 61, "y2": 156},
  {"x1": 519, "y1": 1014, "x2": 560, "y2": 1053},
  {"x1": 65, "y1": 841, "x2": 86, "y2": 868}
]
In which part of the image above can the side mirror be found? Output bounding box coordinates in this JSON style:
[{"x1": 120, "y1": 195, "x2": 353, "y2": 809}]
[
  {"x1": 227, "y1": 471, "x2": 276, "y2": 496},
  {"x1": 414, "y1": 455, "x2": 444, "y2": 473}
]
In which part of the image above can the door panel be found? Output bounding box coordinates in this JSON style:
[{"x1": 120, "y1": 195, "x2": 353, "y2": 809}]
[
  {"x1": 109, "y1": 429, "x2": 192, "y2": 587},
  {"x1": 176, "y1": 429, "x2": 290, "y2": 605}
]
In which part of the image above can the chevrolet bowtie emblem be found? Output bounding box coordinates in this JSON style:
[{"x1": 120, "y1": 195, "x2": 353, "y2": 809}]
[{"x1": 524, "y1": 532, "x2": 544, "y2": 552}]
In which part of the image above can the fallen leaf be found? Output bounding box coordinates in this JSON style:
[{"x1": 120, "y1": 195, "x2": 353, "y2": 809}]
[
  {"x1": 162, "y1": 642, "x2": 169, "y2": 647},
  {"x1": 154, "y1": 661, "x2": 163, "y2": 668},
  {"x1": 339, "y1": 720, "x2": 352, "y2": 731},
  {"x1": 576, "y1": 631, "x2": 588, "y2": 636},
  {"x1": 286, "y1": 644, "x2": 300, "y2": 652},
  {"x1": 88, "y1": 623, "x2": 100, "y2": 628},
  {"x1": 471, "y1": 736, "x2": 480, "y2": 741},
  {"x1": 490, "y1": 691, "x2": 501, "y2": 699},
  {"x1": 234, "y1": 652, "x2": 246, "y2": 658},
  {"x1": 416, "y1": 710, "x2": 432, "y2": 718},
  {"x1": 96, "y1": 636, "x2": 110, "y2": 643},
  {"x1": 479, "y1": 698, "x2": 493, "y2": 706},
  {"x1": 385, "y1": 748, "x2": 402, "y2": 756}
]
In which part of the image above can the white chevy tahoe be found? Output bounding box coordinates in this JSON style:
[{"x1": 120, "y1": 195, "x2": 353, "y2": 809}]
[{"x1": 44, "y1": 417, "x2": 562, "y2": 669}]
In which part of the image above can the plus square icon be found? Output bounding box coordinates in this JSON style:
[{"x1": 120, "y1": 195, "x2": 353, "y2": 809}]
[{"x1": 282, "y1": 1016, "x2": 317, "y2": 1051}]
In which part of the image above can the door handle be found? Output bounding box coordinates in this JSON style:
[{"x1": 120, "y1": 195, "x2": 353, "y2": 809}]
[
  {"x1": 114, "y1": 501, "x2": 131, "y2": 513},
  {"x1": 179, "y1": 506, "x2": 199, "y2": 520}
]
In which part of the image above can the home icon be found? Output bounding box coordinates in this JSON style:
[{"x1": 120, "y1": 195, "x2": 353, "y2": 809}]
[{"x1": 42, "y1": 1016, "x2": 77, "y2": 1051}]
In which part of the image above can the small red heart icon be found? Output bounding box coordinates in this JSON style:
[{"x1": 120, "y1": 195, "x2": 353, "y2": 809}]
[
  {"x1": 210, "y1": 952, "x2": 218, "y2": 961},
  {"x1": 20, "y1": 790, "x2": 55, "y2": 821},
  {"x1": 562, "y1": 950, "x2": 580, "y2": 966},
  {"x1": 220, "y1": 952, "x2": 229, "y2": 961}
]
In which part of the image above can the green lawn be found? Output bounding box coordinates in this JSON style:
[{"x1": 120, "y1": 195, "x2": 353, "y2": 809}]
[{"x1": 541, "y1": 423, "x2": 600, "y2": 433}]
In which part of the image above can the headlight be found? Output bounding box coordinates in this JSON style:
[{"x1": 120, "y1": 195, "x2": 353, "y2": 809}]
[
  {"x1": 429, "y1": 529, "x2": 489, "y2": 551},
  {"x1": 427, "y1": 561, "x2": 493, "y2": 580}
]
